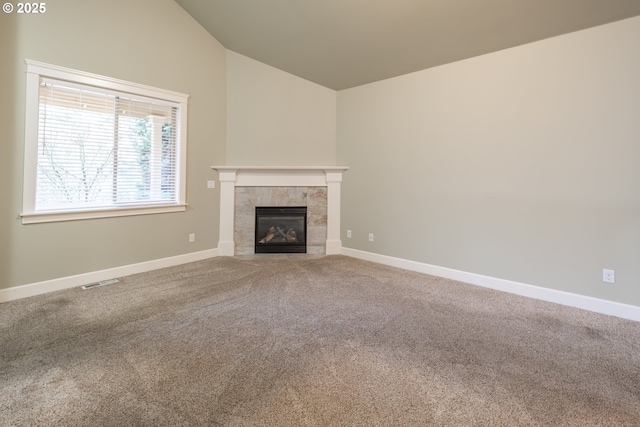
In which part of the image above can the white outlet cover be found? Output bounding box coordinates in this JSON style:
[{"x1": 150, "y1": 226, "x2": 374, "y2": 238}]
[
  {"x1": 603, "y1": 269, "x2": 615, "y2": 283},
  {"x1": 207, "y1": 180, "x2": 216, "y2": 189}
]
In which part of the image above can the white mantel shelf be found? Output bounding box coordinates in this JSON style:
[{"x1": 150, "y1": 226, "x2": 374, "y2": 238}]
[
  {"x1": 211, "y1": 166, "x2": 348, "y2": 256},
  {"x1": 211, "y1": 166, "x2": 348, "y2": 170}
]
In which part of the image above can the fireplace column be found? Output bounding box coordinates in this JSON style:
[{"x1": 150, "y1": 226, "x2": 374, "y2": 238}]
[
  {"x1": 325, "y1": 170, "x2": 343, "y2": 255},
  {"x1": 217, "y1": 169, "x2": 237, "y2": 256}
]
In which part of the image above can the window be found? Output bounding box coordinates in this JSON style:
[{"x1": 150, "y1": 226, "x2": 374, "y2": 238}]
[{"x1": 22, "y1": 60, "x2": 189, "y2": 224}]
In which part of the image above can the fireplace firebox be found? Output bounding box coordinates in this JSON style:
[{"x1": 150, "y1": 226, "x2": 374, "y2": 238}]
[{"x1": 255, "y1": 206, "x2": 307, "y2": 253}]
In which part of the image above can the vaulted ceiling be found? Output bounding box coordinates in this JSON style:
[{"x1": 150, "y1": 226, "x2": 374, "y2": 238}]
[{"x1": 175, "y1": 0, "x2": 640, "y2": 90}]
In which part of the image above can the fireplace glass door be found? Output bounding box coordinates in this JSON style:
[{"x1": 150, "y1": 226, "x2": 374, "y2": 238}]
[{"x1": 255, "y1": 206, "x2": 307, "y2": 253}]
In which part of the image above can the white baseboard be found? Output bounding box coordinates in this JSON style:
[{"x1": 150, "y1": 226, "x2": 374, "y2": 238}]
[
  {"x1": 5, "y1": 247, "x2": 639, "y2": 322},
  {"x1": 0, "y1": 249, "x2": 219, "y2": 303},
  {"x1": 341, "y1": 247, "x2": 640, "y2": 322}
]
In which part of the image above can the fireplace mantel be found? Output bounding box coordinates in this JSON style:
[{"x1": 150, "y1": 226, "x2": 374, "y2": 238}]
[{"x1": 211, "y1": 166, "x2": 348, "y2": 256}]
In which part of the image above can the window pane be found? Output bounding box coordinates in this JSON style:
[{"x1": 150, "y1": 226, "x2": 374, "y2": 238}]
[{"x1": 37, "y1": 85, "x2": 116, "y2": 210}]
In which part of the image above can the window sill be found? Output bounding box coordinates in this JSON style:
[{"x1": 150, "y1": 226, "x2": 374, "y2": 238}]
[{"x1": 21, "y1": 204, "x2": 187, "y2": 224}]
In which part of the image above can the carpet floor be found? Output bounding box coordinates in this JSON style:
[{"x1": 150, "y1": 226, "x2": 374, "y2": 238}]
[{"x1": 1, "y1": 255, "x2": 639, "y2": 426}]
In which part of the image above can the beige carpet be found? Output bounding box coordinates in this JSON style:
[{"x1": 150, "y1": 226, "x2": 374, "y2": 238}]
[{"x1": 1, "y1": 255, "x2": 639, "y2": 426}]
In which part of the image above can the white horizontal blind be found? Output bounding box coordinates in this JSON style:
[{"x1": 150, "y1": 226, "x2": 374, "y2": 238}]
[{"x1": 36, "y1": 78, "x2": 178, "y2": 212}]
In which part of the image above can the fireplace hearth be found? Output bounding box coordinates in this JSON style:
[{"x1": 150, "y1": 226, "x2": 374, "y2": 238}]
[{"x1": 255, "y1": 206, "x2": 307, "y2": 253}]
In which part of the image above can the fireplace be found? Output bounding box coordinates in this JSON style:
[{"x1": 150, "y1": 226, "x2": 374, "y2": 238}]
[
  {"x1": 211, "y1": 166, "x2": 348, "y2": 256},
  {"x1": 255, "y1": 206, "x2": 307, "y2": 253}
]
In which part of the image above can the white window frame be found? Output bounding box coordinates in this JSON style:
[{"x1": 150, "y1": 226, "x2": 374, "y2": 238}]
[{"x1": 21, "y1": 60, "x2": 189, "y2": 224}]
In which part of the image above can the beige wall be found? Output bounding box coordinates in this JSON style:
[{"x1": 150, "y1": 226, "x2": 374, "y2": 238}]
[
  {"x1": 225, "y1": 50, "x2": 336, "y2": 166},
  {"x1": 337, "y1": 16, "x2": 640, "y2": 306},
  {"x1": 0, "y1": 0, "x2": 226, "y2": 289}
]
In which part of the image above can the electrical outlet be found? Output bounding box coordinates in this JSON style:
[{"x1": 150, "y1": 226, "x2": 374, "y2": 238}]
[
  {"x1": 368, "y1": 233, "x2": 374, "y2": 242},
  {"x1": 207, "y1": 180, "x2": 216, "y2": 189},
  {"x1": 347, "y1": 230, "x2": 352, "y2": 238},
  {"x1": 189, "y1": 233, "x2": 196, "y2": 243},
  {"x1": 603, "y1": 269, "x2": 615, "y2": 284}
]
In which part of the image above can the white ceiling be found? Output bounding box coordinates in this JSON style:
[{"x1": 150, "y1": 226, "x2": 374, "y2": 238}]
[{"x1": 175, "y1": 0, "x2": 640, "y2": 90}]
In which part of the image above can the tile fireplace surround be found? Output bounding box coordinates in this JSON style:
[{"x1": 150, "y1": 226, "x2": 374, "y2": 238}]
[{"x1": 211, "y1": 166, "x2": 348, "y2": 256}]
